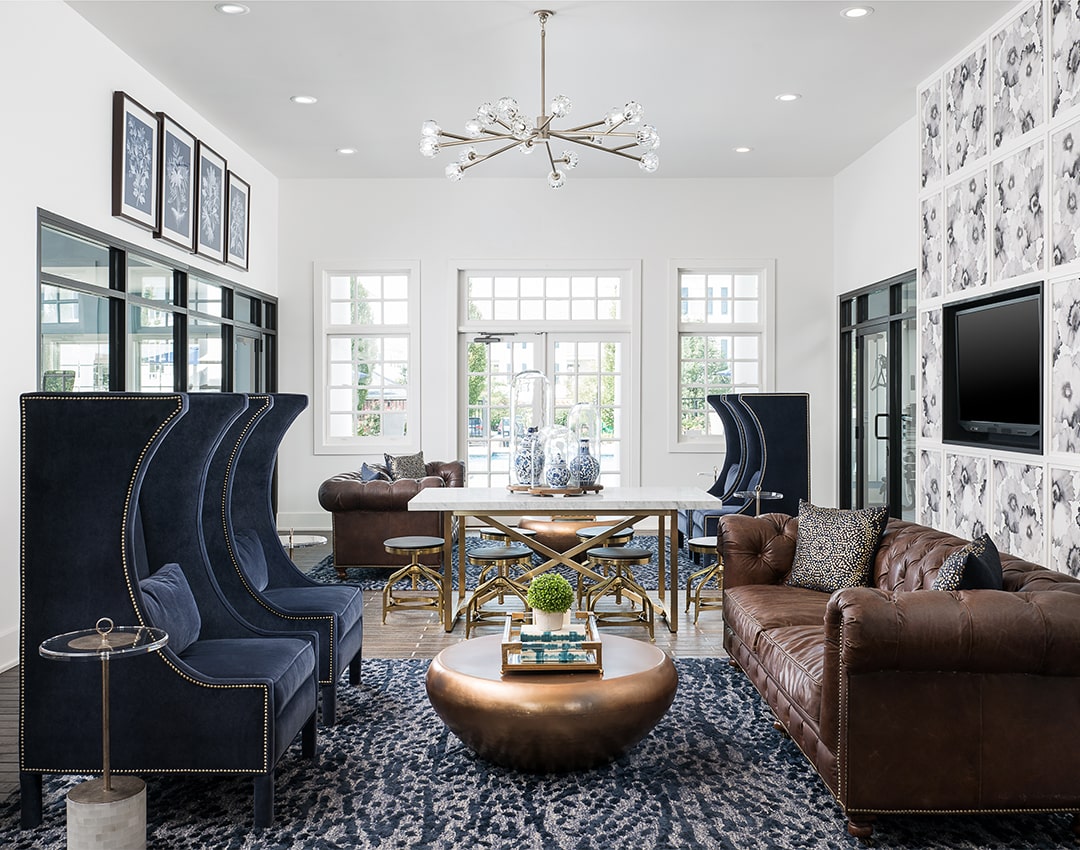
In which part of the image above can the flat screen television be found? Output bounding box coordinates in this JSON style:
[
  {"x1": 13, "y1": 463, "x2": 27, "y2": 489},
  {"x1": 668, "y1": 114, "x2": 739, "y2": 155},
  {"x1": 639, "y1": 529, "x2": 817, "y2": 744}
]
[{"x1": 950, "y1": 290, "x2": 1042, "y2": 439}]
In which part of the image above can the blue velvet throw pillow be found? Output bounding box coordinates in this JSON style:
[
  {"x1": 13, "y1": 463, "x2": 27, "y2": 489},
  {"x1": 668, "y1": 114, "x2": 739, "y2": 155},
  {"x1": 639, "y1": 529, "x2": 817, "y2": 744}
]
[
  {"x1": 234, "y1": 529, "x2": 269, "y2": 592},
  {"x1": 932, "y1": 534, "x2": 1004, "y2": 591},
  {"x1": 139, "y1": 562, "x2": 201, "y2": 654},
  {"x1": 360, "y1": 462, "x2": 391, "y2": 482}
]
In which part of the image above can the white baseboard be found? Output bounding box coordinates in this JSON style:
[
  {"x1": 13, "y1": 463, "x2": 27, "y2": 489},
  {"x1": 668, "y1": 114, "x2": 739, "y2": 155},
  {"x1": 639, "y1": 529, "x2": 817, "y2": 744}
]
[
  {"x1": 276, "y1": 512, "x2": 332, "y2": 535},
  {"x1": 0, "y1": 624, "x2": 18, "y2": 673}
]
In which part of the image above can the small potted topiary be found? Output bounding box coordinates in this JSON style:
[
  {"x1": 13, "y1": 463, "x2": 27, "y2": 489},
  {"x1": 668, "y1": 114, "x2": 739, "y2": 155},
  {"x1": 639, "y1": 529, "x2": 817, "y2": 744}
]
[{"x1": 526, "y1": 571, "x2": 575, "y2": 631}]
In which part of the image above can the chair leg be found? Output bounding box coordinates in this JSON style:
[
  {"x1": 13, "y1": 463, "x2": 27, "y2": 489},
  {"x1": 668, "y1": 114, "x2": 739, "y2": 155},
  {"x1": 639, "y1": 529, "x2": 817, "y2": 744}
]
[
  {"x1": 302, "y1": 711, "x2": 317, "y2": 759},
  {"x1": 320, "y1": 682, "x2": 337, "y2": 726},
  {"x1": 349, "y1": 654, "x2": 361, "y2": 685},
  {"x1": 20, "y1": 771, "x2": 42, "y2": 828},
  {"x1": 253, "y1": 771, "x2": 275, "y2": 828}
]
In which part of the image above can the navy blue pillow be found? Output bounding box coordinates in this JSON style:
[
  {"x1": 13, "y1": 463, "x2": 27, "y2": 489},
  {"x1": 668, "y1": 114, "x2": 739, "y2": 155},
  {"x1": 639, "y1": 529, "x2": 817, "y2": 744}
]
[
  {"x1": 234, "y1": 529, "x2": 269, "y2": 591},
  {"x1": 139, "y1": 562, "x2": 201, "y2": 654},
  {"x1": 360, "y1": 462, "x2": 390, "y2": 482},
  {"x1": 933, "y1": 534, "x2": 1004, "y2": 591}
]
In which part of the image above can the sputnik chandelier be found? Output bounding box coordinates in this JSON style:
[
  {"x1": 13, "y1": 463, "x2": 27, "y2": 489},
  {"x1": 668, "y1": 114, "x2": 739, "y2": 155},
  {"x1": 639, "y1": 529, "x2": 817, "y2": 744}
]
[{"x1": 419, "y1": 9, "x2": 660, "y2": 188}]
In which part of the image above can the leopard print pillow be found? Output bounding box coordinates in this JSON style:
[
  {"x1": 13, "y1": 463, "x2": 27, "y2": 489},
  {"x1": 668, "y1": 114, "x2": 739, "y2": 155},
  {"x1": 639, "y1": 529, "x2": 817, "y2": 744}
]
[
  {"x1": 787, "y1": 500, "x2": 887, "y2": 592},
  {"x1": 384, "y1": 451, "x2": 426, "y2": 481}
]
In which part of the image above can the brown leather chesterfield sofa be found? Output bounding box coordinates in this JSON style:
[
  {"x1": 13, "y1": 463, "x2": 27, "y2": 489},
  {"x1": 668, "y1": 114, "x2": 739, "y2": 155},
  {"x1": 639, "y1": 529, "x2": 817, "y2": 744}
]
[
  {"x1": 719, "y1": 513, "x2": 1080, "y2": 839},
  {"x1": 318, "y1": 460, "x2": 464, "y2": 578}
]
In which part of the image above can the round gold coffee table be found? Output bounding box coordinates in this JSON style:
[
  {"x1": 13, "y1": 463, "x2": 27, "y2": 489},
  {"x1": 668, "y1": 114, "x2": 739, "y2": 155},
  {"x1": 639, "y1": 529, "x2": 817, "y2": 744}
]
[{"x1": 425, "y1": 634, "x2": 677, "y2": 772}]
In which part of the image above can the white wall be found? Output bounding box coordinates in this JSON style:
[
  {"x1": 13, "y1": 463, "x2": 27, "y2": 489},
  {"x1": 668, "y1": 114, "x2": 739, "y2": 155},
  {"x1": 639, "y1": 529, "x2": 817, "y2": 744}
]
[
  {"x1": 276, "y1": 176, "x2": 836, "y2": 530},
  {"x1": 0, "y1": 1, "x2": 280, "y2": 671},
  {"x1": 833, "y1": 119, "x2": 919, "y2": 297}
]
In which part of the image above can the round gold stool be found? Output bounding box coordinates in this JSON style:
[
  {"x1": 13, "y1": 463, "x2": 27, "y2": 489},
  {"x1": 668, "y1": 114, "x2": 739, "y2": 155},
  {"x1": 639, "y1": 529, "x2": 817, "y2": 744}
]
[
  {"x1": 464, "y1": 544, "x2": 533, "y2": 637},
  {"x1": 575, "y1": 525, "x2": 634, "y2": 547},
  {"x1": 582, "y1": 546, "x2": 656, "y2": 639},
  {"x1": 477, "y1": 526, "x2": 538, "y2": 545},
  {"x1": 685, "y1": 536, "x2": 723, "y2": 623},
  {"x1": 382, "y1": 535, "x2": 445, "y2": 623}
]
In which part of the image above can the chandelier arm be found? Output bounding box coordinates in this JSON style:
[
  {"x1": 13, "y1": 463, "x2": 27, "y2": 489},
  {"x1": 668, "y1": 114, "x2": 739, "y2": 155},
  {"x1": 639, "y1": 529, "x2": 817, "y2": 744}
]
[
  {"x1": 544, "y1": 141, "x2": 559, "y2": 173},
  {"x1": 550, "y1": 133, "x2": 643, "y2": 162},
  {"x1": 560, "y1": 131, "x2": 639, "y2": 139},
  {"x1": 439, "y1": 131, "x2": 474, "y2": 142},
  {"x1": 563, "y1": 120, "x2": 606, "y2": 134},
  {"x1": 439, "y1": 137, "x2": 515, "y2": 149},
  {"x1": 463, "y1": 140, "x2": 521, "y2": 169}
]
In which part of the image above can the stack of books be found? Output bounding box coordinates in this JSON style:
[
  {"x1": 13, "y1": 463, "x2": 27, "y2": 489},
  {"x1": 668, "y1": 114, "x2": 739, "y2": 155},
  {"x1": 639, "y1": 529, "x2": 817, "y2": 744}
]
[{"x1": 517, "y1": 624, "x2": 592, "y2": 664}]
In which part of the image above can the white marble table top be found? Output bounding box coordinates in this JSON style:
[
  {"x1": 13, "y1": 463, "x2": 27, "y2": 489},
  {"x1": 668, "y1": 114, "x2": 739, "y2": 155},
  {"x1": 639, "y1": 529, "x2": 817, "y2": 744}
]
[{"x1": 408, "y1": 486, "x2": 722, "y2": 513}]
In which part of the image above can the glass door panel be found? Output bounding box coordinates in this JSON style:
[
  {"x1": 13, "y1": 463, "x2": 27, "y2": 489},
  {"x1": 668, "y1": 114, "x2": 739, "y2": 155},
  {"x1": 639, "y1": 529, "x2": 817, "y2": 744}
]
[
  {"x1": 858, "y1": 327, "x2": 889, "y2": 510},
  {"x1": 235, "y1": 331, "x2": 260, "y2": 393},
  {"x1": 899, "y1": 317, "x2": 917, "y2": 521}
]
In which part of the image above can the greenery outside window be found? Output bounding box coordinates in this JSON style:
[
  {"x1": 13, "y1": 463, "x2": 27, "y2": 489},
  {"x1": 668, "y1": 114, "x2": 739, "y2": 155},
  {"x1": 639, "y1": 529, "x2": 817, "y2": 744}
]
[
  {"x1": 674, "y1": 260, "x2": 775, "y2": 448},
  {"x1": 313, "y1": 261, "x2": 420, "y2": 454}
]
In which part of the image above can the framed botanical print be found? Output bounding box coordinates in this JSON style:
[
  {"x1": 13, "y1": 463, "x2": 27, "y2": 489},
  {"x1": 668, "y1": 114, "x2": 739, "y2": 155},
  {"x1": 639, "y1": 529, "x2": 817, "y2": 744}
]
[
  {"x1": 155, "y1": 113, "x2": 196, "y2": 250},
  {"x1": 194, "y1": 141, "x2": 227, "y2": 262},
  {"x1": 225, "y1": 171, "x2": 251, "y2": 270},
  {"x1": 112, "y1": 91, "x2": 159, "y2": 231}
]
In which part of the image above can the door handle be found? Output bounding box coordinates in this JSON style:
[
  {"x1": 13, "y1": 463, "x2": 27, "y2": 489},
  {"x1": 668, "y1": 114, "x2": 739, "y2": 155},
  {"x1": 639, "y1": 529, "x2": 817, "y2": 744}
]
[{"x1": 874, "y1": 413, "x2": 889, "y2": 440}]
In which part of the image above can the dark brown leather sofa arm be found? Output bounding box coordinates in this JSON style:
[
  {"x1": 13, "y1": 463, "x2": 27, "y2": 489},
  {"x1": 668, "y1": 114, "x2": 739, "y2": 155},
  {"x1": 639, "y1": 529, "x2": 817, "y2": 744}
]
[
  {"x1": 824, "y1": 586, "x2": 1080, "y2": 675},
  {"x1": 718, "y1": 512, "x2": 798, "y2": 588}
]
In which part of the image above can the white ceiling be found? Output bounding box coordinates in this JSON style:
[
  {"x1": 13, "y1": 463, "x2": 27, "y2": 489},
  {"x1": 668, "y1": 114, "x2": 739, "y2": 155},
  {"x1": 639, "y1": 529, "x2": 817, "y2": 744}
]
[{"x1": 68, "y1": 0, "x2": 1016, "y2": 180}]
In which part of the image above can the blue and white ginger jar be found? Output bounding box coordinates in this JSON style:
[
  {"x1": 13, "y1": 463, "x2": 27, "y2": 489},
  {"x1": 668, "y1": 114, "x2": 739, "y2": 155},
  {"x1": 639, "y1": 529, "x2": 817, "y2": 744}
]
[{"x1": 569, "y1": 439, "x2": 600, "y2": 487}]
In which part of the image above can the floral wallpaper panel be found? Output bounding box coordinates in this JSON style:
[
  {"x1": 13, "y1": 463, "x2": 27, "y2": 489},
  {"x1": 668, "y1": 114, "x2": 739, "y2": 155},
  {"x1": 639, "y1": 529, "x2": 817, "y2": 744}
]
[
  {"x1": 991, "y1": 459, "x2": 1044, "y2": 563},
  {"x1": 1051, "y1": 277, "x2": 1080, "y2": 451},
  {"x1": 921, "y1": 80, "x2": 943, "y2": 188},
  {"x1": 920, "y1": 308, "x2": 942, "y2": 440},
  {"x1": 992, "y1": 141, "x2": 1045, "y2": 282},
  {"x1": 945, "y1": 452, "x2": 988, "y2": 539},
  {"x1": 992, "y1": 2, "x2": 1044, "y2": 149},
  {"x1": 1051, "y1": 120, "x2": 1080, "y2": 266},
  {"x1": 919, "y1": 449, "x2": 942, "y2": 529},
  {"x1": 921, "y1": 194, "x2": 943, "y2": 300},
  {"x1": 1051, "y1": 0, "x2": 1080, "y2": 118},
  {"x1": 1050, "y1": 467, "x2": 1080, "y2": 576},
  {"x1": 947, "y1": 45, "x2": 988, "y2": 174},
  {"x1": 946, "y1": 172, "x2": 988, "y2": 293}
]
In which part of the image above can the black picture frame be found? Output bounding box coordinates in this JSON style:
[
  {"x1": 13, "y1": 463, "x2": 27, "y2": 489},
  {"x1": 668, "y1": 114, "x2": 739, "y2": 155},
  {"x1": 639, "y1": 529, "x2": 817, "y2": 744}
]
[
  {"x1": 194, "y1": 141, "x2": 227, "y2": 262},
  {"x1": 225, "y1": 171, "x2": 251, "y2": 271},
  {"x1": 155, "y1": 113, "x2": 197, "y2": 251},
  {"x1": 111, "y1": 91, "x2": 159, "y2": 231}
]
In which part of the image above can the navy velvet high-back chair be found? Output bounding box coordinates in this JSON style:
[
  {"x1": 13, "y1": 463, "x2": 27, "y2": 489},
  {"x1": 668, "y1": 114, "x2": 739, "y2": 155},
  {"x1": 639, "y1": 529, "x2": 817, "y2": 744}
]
[
  {"x1": 706, "y1": 394, "x2": 747, "y2": 500},
  {"x1": 202, "y1": 393, "x2": 362, "y2": 725},
  {"x1": 738, "y1": 393, "x2": 810, "y2": 517},
  {"x1": 20, "y1": 393, "x2": 318, "y2": 830}
]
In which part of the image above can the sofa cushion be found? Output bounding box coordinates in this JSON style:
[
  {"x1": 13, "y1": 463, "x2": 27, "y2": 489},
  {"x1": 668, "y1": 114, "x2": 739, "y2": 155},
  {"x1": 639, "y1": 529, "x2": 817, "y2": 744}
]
[
  {"x1": 180, "y1": 637, "x2": 315, "y2": 710},
  {"x1": 787, "y1": 501, "x2": 887, "y2": 592},
  {"x1": 385, "y1": 451, "x2": 425, "y2": 481},
  {"x1": 139, "y1": 562, "x2": 201, "y2": 654},
  {"x1": 932, "y1": 533, "x2": 1003, "y2": 591},
  {"x1": 234, "y1": 529, "x2": 269, "y2": 592},
  {"x1": 724, "y1": 584, "x2": 830, "y2": 653},
  {"x1": 754, "y1": 624, "x2": 825, "y2": 722},
  {"x1": 360, "y1": 462, "x2": 391, "y2": 482}
]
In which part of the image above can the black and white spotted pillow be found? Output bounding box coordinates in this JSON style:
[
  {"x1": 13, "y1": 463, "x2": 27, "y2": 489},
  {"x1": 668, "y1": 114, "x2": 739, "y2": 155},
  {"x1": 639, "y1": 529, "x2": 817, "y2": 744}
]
[
  {"x1": 932, "y1": 534, "x2": 1003, "y2": 591},
  {"x1": 384, "y1": 451, "x2": 426, "y2": 481},
  {"x1": 787, "y1": 501, "x2": 888, "y2": 593}
]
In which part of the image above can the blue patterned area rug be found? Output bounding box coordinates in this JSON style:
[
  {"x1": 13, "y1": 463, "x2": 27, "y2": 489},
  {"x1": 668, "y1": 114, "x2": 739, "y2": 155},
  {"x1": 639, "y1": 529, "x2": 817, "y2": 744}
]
[
  {"x1": 1, "y1": 658, "x2": 1072, "y2": 850},
  {"x1": 306, "y1": 534, "x2": 699, "y2": 591}
]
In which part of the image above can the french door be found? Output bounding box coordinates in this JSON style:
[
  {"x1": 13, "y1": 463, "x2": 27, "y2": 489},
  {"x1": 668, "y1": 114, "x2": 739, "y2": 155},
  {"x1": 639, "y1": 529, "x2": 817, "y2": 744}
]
[{"x1": 461, "y1": 332, "x2": 629, "y2": 488}]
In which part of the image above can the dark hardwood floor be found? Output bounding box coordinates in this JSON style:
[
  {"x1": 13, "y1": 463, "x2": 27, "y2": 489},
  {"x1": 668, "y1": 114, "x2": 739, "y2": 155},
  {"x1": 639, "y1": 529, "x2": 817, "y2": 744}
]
[{"x1": 1, "y1": 538, "x2": 726, "y2": 804}]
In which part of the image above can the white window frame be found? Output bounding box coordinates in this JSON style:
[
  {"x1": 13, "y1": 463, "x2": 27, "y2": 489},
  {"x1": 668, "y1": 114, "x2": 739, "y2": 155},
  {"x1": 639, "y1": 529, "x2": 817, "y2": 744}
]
[
  {"x1": 670, "y1": 258, "x2": 776, "y2": 451},
  {"x1": 313, "y1": 260, "x2": 421, "y2": 455},
  {"x1": 454, "y1": 258, "x2": 642, "y2": 485}
]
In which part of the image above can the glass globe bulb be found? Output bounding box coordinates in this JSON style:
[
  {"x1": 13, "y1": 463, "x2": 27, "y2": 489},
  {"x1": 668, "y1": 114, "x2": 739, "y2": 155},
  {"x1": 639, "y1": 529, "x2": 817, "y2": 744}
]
[
  {"x1": 419, "y1": 136, "x2": 440, "y2": 158},
  {"x1": 464, "y1": 118, "x2": 483, "y2": 138},
  {"x1": 518, "y1": 141, "x2": 536, "y2": 155},
  {"x1": 497, "y1": 96, "x2": 519, "y2": 119},
  {"x1": 562, "y1": 150, "x2": 579, "y2": 170},
  {"x1": 636, "y1": 124, "x2": 660, "y2": 150},
  {"x1": 458, "y1": 145, "x2": 477, "y2": 164},
  {"x1": 421, "y1": 119, "x2": 441, "y2": 137},
  {"x1": 550, "y1": 94, "x2": 572, "y2": 118},
  {"x1": 510, "y1": 117, "x2": 532, "y2": 140},
  {"x1": 548, "y1": 170, "x2": 566, "y2": 189},
  {"x1": 476, "y1": 103, "x2": 497, "y2": 127},
  {"x1": 445, "y1": 163, "x2": 464, "y2": 182},
  {"x1": 604, "y1": 107, "x2": 624, "y2": 129},
  {"x1": 622, "y1": 102, "x2": 644, "y2": 125},
  {"x1": 639, "y1": 151, "x2": 660, "y2": 173}
]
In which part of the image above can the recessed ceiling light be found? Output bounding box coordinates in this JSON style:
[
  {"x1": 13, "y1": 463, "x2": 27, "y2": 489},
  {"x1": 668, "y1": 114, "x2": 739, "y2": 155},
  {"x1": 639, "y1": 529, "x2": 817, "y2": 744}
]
[
  {"x1": 733, "y1": 146, "x2": 753, "y2": 153},
  {"x1": 337, "y1": 148, "x2": 357, "y2": 155},
  {"x1": 290, "y1": 95, "x2": 318, "y2": 105},
  {"x1": 841, "y1": 6, "x2": 874, "y2": 18},
  {"x1": 775, "y1": 93, "x2": 802, "y2": 102},
  {"x1": 214, "y1": 3, "x2": 249, "y2": 14}
]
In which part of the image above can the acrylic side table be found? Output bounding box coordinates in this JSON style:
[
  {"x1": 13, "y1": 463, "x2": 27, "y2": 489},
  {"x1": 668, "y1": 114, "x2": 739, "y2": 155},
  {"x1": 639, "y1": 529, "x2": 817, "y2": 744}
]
[
  {"x1": 733, "y1": 488, "x2": 784, "y2": 516},
  {"x1": 39, "y1": 618, "x2": 167, "y2": 850}
]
